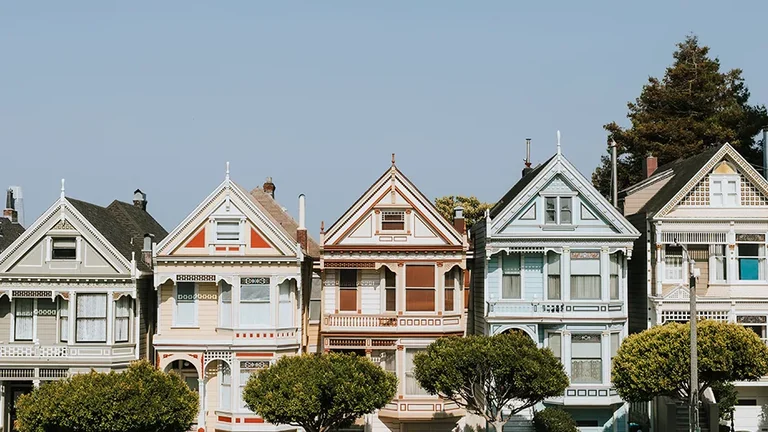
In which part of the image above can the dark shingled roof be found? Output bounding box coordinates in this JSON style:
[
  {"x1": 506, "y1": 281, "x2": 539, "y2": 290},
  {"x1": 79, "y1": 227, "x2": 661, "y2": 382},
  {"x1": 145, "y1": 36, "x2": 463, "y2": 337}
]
[
  {"x1": 636, "y1": 146, "x2": 722, "y2": 216},
  {"x1": 0, "y1": 218, "x2": 25, "y2": 253},
  {"x1": 246, "y1": 187, "x2": 320, "y2": 258},
  {"x1": 489, "y1": 156, "x2": 556, "y2": 219},
  {"x1": 67, "y1": 198, "x2": 168, "y2": 272}
]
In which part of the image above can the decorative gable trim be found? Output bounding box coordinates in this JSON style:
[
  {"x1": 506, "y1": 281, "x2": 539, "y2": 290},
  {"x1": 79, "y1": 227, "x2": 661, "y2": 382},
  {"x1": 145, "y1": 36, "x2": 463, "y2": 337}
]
[{"x1": 655, "y1": 143, "x2": 768, "y2": 217}]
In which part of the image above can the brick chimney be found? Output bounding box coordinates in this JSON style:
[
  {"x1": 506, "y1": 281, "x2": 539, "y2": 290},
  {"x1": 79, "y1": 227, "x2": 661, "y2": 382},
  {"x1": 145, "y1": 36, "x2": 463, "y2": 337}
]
[
  {"x1": 133, "y1": 189, "x2": 147, "y2": 211},
  {"x1": 263, "y1": 177, "x2": 276, "y2": 198},
  {"x1": 3, "y1": 189, "x2": 18, "y2": 223},
  {"x1": 453, "y1": 206, "x2": 466, "y2": 234},
  {"x1": 642, "y1": 155, "x2": 658, "y2": 179},
  {"x1": 297, "y1": 194, "x2": 308, "y2": 252}
]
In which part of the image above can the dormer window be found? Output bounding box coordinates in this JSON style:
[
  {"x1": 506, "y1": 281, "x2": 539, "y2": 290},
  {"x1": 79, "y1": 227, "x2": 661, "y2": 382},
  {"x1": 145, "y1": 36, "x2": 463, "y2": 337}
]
[
  {"x1": 544, "y1": 197, "x2": 572, "y2": 225},
  {"x1": 216, "y1": 221, "x2": 240, "y2": 242},
  {"x1": 52, "y1": 237, "x2": 77, "y2": 260},
  {"x1": 710, "y1": 161, "x2": 740, "y2": 207},
  {"x1": 381, "y1": 211, "x2": 405, "y2": 231}
]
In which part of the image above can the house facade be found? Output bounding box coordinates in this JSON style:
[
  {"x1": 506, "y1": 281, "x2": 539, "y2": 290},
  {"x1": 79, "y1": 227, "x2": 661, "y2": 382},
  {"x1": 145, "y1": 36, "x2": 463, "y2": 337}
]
[
  {"x1": 0, "y1": 185, "x2": 166, "y2": 431},
  {"x1": 320, "y1": 157, "x2": 469, "y2": 432},
  {"x1": 152, "y1": 172, "x2": 319, "y2": 432},
  {"x1": 622, "y1": 143, "x2": 768, "y2": 432},
  {"x1": 470, "y1": 145, "x2": 640, "y2": 432}
]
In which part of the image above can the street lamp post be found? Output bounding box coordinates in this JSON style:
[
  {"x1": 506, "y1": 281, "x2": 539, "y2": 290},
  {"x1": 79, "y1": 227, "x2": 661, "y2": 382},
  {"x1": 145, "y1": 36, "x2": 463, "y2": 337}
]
[{"x1": 674, "y1": 239, "x2": 700, "y2": 432}]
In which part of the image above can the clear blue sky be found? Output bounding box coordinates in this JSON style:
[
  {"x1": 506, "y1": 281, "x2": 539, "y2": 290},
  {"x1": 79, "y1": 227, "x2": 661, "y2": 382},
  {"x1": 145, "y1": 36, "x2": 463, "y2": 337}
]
[{"x1": 2, "y1": 2, "x2": 767, "y2": 238}]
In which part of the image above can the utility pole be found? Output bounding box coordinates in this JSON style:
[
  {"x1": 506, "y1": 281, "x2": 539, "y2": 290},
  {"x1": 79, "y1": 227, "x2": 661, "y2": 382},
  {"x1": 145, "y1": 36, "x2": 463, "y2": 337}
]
[
  {"x1": 610, "y1": 139, "x2": 618, "y2": 208},
  {"x1": 675, "y1": 239, "x2": 699, "y2": 432}
]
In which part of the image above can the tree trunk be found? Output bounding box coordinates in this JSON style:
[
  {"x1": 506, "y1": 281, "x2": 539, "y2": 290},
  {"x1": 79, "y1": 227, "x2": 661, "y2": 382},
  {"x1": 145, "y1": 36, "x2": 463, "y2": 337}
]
[{"x1": 491, "y1": 420, "x2": 506, "y2": 432}]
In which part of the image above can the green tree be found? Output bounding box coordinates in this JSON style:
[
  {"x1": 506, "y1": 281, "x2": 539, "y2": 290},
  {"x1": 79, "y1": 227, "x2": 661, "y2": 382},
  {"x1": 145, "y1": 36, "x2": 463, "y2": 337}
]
[
  {"x1": 532, "y1": 407, "x2": 578, "y2": 432},
  {"x1": 413, "y1": 333, "x2": 569, "y2": 432},
  {"x1": 242, "y1": 353, "x2": 397, "y2": 432},
  {"x1": 593, "y1": 35, "x2": 768, "y2": 196},
  {"x1": 16, "y1": 360, "x2": 198, "y2": 432},
  {"x1": 434, "y1": 195, "x2": 493, "y2": 228},
  {"x1": 612, "y1": 321, "x2": 768, "y2": 403},
  {"x1": 711, "y1": 380, "x2": 738, "y2": 428}
]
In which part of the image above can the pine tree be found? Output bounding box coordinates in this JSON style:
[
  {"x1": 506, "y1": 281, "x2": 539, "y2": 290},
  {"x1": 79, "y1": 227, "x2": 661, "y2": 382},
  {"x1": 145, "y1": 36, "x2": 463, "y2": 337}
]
[{"x1": 593, "y1": 35, "x2": 768, "y2": 196}]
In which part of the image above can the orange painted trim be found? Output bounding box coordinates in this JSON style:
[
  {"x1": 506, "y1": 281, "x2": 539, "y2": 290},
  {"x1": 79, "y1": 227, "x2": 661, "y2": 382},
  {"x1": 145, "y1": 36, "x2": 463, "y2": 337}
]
[
  {"x1": 218, "y1": 416, "x2": 232, "y2": 423},
  {"x1": 244, "y1": 418, "x2": 265, "y2": 424},
  {"x1": 215, "y1": 246, "x2": 227, "y2": 251},
  {"x1": 186, "y1": 228, "x2": 206, "y2": 248},
  {"x1": 324, "y1": 245, "x2": 464, "y2": 252},
  {"x1": 250, "y1": 228, "x2": 271, "y2": 248},
  {"x1": 322, "y1": 332, "x2": 465, "y2": 338}
]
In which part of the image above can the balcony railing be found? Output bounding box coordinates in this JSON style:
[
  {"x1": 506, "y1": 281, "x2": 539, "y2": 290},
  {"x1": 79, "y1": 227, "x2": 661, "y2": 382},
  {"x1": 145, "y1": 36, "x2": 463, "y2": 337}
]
[
  {"x1": 487, "y1": 300, "x2": 623, "y2": 318},
  {"x1": 0, "y1": 343, "x2": 135, "y2": 359},
  {"x1": 323, "y1": 314, "x2": 463, "y2": 333}
]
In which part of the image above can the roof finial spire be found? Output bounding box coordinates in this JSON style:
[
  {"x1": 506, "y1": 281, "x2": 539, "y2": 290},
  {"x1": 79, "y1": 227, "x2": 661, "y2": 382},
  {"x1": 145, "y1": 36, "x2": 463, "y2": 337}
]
[
  {"x1": 60, "y1": 179, "x2": 65, "y2": 200},
  {"x1": 225, "y1": 161, "x2": 230, "y2": 181},
  {"x1": 556, "y1": 130, "x2": 561, "y2": 155},
  {"x1": 391, "y1": 153, "x2": 396, "y2": 166}
]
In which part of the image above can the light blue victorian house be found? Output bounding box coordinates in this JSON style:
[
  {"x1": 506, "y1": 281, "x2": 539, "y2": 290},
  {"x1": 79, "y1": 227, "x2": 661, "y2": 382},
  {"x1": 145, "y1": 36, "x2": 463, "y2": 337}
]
[{"x1": 469, "y1": 139, "x2": 640, "y2": 432}]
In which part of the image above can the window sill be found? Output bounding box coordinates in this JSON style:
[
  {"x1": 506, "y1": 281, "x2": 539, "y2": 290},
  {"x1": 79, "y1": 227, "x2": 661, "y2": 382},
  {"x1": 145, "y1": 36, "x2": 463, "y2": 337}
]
[
  {"x1": 171, "y1": 326, "x2": 200, "y2": 329},
  {"x1": 541, "y1": 225, "x2": 577, "y2": 231}
]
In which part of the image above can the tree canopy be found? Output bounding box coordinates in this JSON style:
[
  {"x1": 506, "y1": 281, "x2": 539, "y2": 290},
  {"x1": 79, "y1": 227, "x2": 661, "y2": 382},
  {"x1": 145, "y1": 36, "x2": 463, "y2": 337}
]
[
  {"x1": 612, "y1": 320, "x2": 768, "y2": 403},
  {"x1": 242, "y1": 353, "x2": 397, "y2": 432},
  {"x1": 15, "y1": 360, "x2": 198, "y2": 432},
  {"x1": 434, "y1": 195, "x2": 493, "y2": 229},
  {"x1": 593, "y1": 35, "x2": 768, "y2": 196},
  {"x1": 413, "y1": 333, "x2": 569, "y2": 432}
]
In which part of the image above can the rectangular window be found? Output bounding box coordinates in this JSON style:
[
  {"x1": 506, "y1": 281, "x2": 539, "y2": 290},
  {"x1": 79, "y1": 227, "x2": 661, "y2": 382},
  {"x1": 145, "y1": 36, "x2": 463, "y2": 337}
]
[
  {"x1": 547, "y1": 252, "x2": 561, "y2": 300},
  {"x1": 372, "y1": 350, "x2": 396, "y2": 374},
  {"x1": 559, "y1": 197, "x2": 572, "y2": 224},
  {"x1": 220, "y1": 281, "x2": 232, "y2": 327},
  {"x1": 502, "y1": 253, "x2": 522, "y2": 299},
  {"x1": 241, "y1": 280, "x2": 271, "y2": 327},
  {"x1": 405, "y1": 349, "x2": 430, "y2": 395},
  {"x1": 610, "y1": 333, "x2": 620, "y2": 359},
  {"x1": 381, "y1": 211, "x2": 405, "y2": 231},
  {"x1": 610, "y1": 253, "x2": 621, "y2": 300},
  {"x1": 309, "y1": 276, "x2": 322, "y2": 321},
  {"x1": 711, "y1": 244, "x2": 728, "y2": 281},
  {"x1": 14, "y1": 299, "x2": 34, "y2": 341},
  {"x1": 220, "y1": 363, "x2": 231, "y2": 410},
  {"x1": 216, "y1": 221, "x2": 240, "y2": 242},
  {"x1": 571, "y1": 254, "x2": 601, "y2": 300},
  {"x1": 665, "y1": 246, "x2": 683, "y2": 281},
  {"x1": 114, "y1": 297, "x2": 131, "y2": 343},
  {"x1": 712, "y1": 178, "x2": 738, "y2": 207},
  {"x1": 738, "y1": 243, "x2": 764, "y2": 281},
  {"x1": 76, "y1": 294, "x2": 107, "y2": 342},
  {"x1": 239, "y1": 361, "x2": 269, "y2": 411},
  {"x1": 405, "y1": 265, "x2": 435, "y2": 312},
  {"x1": 384, "y1": 268, "x2": 397, "y2": 312},
  {"x1": 59, "y1": 299, "x2": 69, "y2": 343},
  {"x1": 548, "y1": 333, "x2": 561, "y2": 359},
  {"x1": 444, "y1": 270, "x2": 455, "y2": 312},
  {"x1": 278, "y1": 281, "x2": 293, "y2": 328},
  {"x1": 571, "y1": 334, "x2": 602, "y2": 384},
  {"x1": 52, "y1": 237, "x2": 77, "y2": 260},
  {"x1": 339, "y1": 270, "x2": 358, "y2": 312},
  {"x1": 175, "y1": 282, "x2": 197, "y2": 327},
  {"x1": 545, "y1": 197, "x2": 557, "y2": 224}
]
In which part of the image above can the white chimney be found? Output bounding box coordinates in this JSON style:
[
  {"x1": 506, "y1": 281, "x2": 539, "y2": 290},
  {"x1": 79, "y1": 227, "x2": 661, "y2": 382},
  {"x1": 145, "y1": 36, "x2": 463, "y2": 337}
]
[{"x1": 298, "y1": 194, "x2": 306, "y2": 229}]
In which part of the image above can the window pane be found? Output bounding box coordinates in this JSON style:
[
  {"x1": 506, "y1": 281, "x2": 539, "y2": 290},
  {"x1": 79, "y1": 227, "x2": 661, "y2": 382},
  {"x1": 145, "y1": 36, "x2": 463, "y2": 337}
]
[
  {"x1": 545, "y1": 197, "x2": 556, "y2": 223},
  {"x1": 59, "y1": 299, "x2": 69, "y2": 342},
  {"x1": 15, "y1": 299, "x2": 33, "y2": 341},
  {"x1": 385, "y1": 288, "x2": 396, "y2": 312},
  {"x1": 115, "y1": 297, "x2": 131, "y2": 342},
  {"x1": 372, "y1": 350, "x2": 396, "y2": 373},
  {"x1": 444, "y1": 288, "x2": 454, "y2": 312},
  {"x1": 339, "y1": 270, "x2": 358, "y2": 288},
  {"x1": 77, "y1": 293, "x2": 107, "y2": 342},
  {"x1": 309, "y1": 300, "x2": 321, "y2": 321},
  {"x1": 406, "y1": 289, "x2": 435, "y2": 311},
  {"x1": 52, "y1": 237, "x2": 77, "y2": 260},
  {"x1": 220, "y1": 363, "x2": 231, "y2": 410},
  {"x1": 241, "y1": 285, "x2": 270, "y2": 301},
  {"x1": 547, "y1": 252, "x2": 561, "y2": 299},
  {"x1": 339, "y1": 289, "x2": 357, "y2": 311},
  {"x1": 571, "y1": 276, "x2": 601, "y2": 299},
  {"x1": 216, "y1": 221, "x2": 240, "y2": 241},
  {"x1": 610, "y1": 333, "x2": 620, "y2": 359},
  {"x1": 548, "y1": 333, "x2": 561, "y2": 359},
  {"x1": 502, "y1": 275, "x2": 521, "y2": 299},
  {"x1": 382, "y1": 211, "x2": 405, "y2": 231},
  {"x1": 405, "y1": 349, "x2": 430, "y2": 395},
  {"x1": 405, "y1": 266, "x2": 435, "y2": 287},
  {"x1": 385, "y1": 269, "x2": 396, "y2": 287},
  {"x1": 560, "y1": 197, "x2": 572, "y2": 224},
  {"x1": 220, "y1": 282, "x2": 232, "y2": 327},
  {"x1": 240, "y1": 303, "x2": 271, "y2": 326},
  {"x1": 278, "y1": 282, "x2": 293, "y2": 328},
  {"x1": 572, "y1": 334, "x2": 602, "y2": 384},
  {"x1": 176, "y1": 283, "x2": 196, "y2": 327}
]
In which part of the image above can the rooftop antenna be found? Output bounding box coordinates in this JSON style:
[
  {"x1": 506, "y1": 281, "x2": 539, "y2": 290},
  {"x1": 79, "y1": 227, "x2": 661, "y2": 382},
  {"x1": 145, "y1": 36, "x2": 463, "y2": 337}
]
[
  {"x1": 556, "y1": 130, "x2": 561, "y2": 155},
  {"x1": 524, "y1": 138, "x2": 532, "y2": 168}
]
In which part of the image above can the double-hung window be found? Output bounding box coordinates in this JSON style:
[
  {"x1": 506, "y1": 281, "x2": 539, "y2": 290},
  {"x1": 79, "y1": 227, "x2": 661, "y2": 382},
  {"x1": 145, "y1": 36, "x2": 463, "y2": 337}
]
[
  {"x1": 220, "y1": 362, "x2": 232, "y2": 410},
  {"x1": 610, "y1": 254, "x2": 621, "y2": 300},
  {"x1": 544, "y1": 196, "x2": 573, "y2": 225},
  {"x1": 14, "y1": 299, "x2": 34, "y2": 341},
  {"x1": 114, "y1": 297, "x2": 131, "y2": 343},
  {"x1": 381, "y1": 210, "x2": 405, "y2": 231},
  {"x1": 502, "y1": 253, "x2": 522, "y2": 299},
  {"x1": 737, "y1": 242, "x2": 765, "y2": 281},
  {"x1": 59, "y1": 298, "x2": 69, "y2": 343},
  {"x1": 711, "y1": 175, "x2": 739, "y2": 207},
  {"x1": 664, "y1": 246, "x2": 684, "y2": 281},
  {"x1": 52, "y1": 237, "x2": 77, "y2": 260},
  {"x1": 405, "y1": 265, "x2": 435, "y2": 312},
  {"x1": 444, "y1": 269, "x2": 455, "y2": 312},
  {"x1": 240, "y1": 278, "x2": 271, "y2": 327},
  {"x1": 405, "y1": 348, "x2": 430, "y2": 395},
  {"x1": 175, "y1": 283, "x2": 197, "y2": 327},
  {"x1": 571, "y1": 252, "x2": 601, "y2": 300},
  {"x1": 384, "y1": 268, "x2": 397, "y2": 312},
  {"x1": 548, "y1": 332, "x2": 562, "y2": 360},
  {"x1": 240, "y1": 361, "x2": 269, "y2": 411},
  {"x1": 220, "y1": 281, "x2": 232, "y2": 327},
  {"x1": 339, "y1": 270, "x2": 358, "y2": 312},
  {"x1": 547, "y1": 252, "x2": 561, "y2": 300},
  {"x1": 710, "y1": 244, "x2": 728, "y2": 282},
  {"x1": 216, "y1": 221, "x2": 240, "y2": 242},
  {"x1": 571, "y1": 334, "x2": 602, "y2": 384},
  {"x1": 76, "y1": 293, "x2": 107, "y2": 342},
  {"x1": 308, "y1": 276, "x2": 322, "y2": 321},
  {"x1": 278, "y1": 281, "x2": 293, "y2": 328}
]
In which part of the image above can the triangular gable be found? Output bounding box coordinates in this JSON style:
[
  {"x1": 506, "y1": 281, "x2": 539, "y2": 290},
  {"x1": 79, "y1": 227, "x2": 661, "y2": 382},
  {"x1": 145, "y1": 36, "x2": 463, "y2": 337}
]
[
  {"x1": 0, "y1": 199, "x2": 131, "y2": 275},
  {"x1": 489, "y1": 153, "x2": 640, "y2": 238},
  {"x1": 656, "y1": 144, "x2": 768, "y2": 217},
  {"x1": 156, "y1": 178, "x2": 298, "y2": 259},
  {"x1": 324, "y1": 164, "x2": 464, "y2": 248},
  {"x1": 663, "y1": 285, "x2": 690, "y2": 300}
]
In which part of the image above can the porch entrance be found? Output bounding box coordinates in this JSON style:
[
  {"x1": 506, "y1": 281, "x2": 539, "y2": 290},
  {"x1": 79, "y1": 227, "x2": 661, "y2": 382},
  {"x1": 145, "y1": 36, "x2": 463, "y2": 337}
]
[
  {"x1": 6, "y1": 382, "x2": 33, "y2": 432},
  {"x1": 166, "y1": 360, "x2": 200, "y2": 392}
]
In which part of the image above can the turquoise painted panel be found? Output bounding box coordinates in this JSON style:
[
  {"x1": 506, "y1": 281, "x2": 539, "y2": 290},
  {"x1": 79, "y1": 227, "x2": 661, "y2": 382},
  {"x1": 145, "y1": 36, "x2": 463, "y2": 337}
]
[
  {"x1": 562, "y1": 408, "x2": 618, "y2": 432},
  {"x1": 487, "y1": 256, "x2": 500, "y2": 300},
  {"x1": 523, "y1": 254, "x2": 544, "y2": 301}
]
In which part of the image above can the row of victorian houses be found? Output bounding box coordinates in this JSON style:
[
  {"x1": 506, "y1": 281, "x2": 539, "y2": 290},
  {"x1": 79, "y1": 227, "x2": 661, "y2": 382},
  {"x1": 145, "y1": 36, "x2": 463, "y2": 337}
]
[{"x1": 0, "y1": 140, "x2": 766, "y2": 432}]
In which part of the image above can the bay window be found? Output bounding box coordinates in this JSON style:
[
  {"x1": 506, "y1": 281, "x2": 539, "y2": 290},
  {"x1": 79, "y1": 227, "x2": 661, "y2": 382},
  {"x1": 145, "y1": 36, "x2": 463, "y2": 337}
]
[
  {"x1": 14, "y1": 299, "x2": 33, "y2": 341},
  {"x1": 220, "y1": 363, "x2": 232, "y2": 410},
  {"x1": 405, "y1": 348, "x2": 430, "y2": 395},
  {"x1": 502, "y1": 253, "x2": 522, "y2": 299},
  {"x1": 547, "y1": 252, "x2": 561, "y2": 300},
  {"x1": 710, "y1": 244, "x2": 728, "y2": 281},
  {"x1": 372, "y1": 350, "x2": 396, "y2": 374},
  {"x1": 405, "y1": 265, "x2": 435, "y2": 312},
  {"x1": 571, "y1": 334, "x2": 602, "y2": 384},
  {"x1": 240, "y1": 278, "x2": 270, "y2": 327},
  {"x1": 309, "y1": 277, "x2": 322, "y2": 321},
  {"x1": 570, "y1": 253, "x2": 601, "y2": 300},
  {"x1": 278, "y1": 281, "x2": 293, "y2": 328},
  {"x1": 444, "y1": 269, "x2": 455, "y2": 312},
  {"x1": 384, "y1": 268, "x2": 397, "y2": 312},
  {"x1": 175, "y1": 283, "x2": 197, "y2": 327},
  {"x1": 59, "y1": 298, "x2": 69, "y2": 342},
  {"x1": 220, "y1": 281, "x2": 232, "y2": 327},
  {"x1": 240, "y1": 361, "x2": 269, "y2": 411},
  {"x1": 114, "y1": 297, "x2": 131, "y2": 343},
  {"x1": 339, "y1": 270, "x2": 358, "y2": 312},
  {"x1": 737, "y1": 242, "x2": 764, "y2": 281},
  {"x1": 76, "y1": 293, "x2": 107, "y2": 342},
  {"x1": 610, "y1": 254, "x2": 620, "y2": 300}
]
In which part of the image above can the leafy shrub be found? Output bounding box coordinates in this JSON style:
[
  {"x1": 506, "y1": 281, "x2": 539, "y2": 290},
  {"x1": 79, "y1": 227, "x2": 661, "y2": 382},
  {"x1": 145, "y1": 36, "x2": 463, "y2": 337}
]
[{"x1": 532, "y1": 407, "x2": 578, "y2": 432}]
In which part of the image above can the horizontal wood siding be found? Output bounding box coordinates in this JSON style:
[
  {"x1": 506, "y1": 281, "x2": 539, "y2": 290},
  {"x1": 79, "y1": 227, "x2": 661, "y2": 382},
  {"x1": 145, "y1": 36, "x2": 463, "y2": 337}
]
[
  {"x1": 523, "y1": 254, "x2": 544, "y2": 301},
  {"x1": 360, "y1": 269, "x2": 380, "y2": 314},
  {"x1": 471, "y1": 220, "x2": 487, "y2": 335},
  {"x1": 324, "y1": 271, "x2": 336, "y2": 314},
  {"x1": 159, "y1": 281, "x2": 219, "y2": 337},
  {"x1": 306, "y1": 322, "x2": 321, "y2": 352},
  {"x1": 487, "y1": 254, "x2": 500, "y2": 301},
  {"x1": 0, "y1": 297, "x2": 9, "y2": 340},
  {"x1": 36, "y1": 299, "x2": 57, "y2": 345}
]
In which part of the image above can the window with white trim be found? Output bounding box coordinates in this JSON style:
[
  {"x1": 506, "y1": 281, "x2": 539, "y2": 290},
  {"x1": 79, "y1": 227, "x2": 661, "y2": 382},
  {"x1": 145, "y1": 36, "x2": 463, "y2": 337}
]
[
  {"x1": 710, "y1": 244, "x2": 728, "y2": 282},
  {"x1": 76, "y1": 293, "x2": 107, "y2": 342},
  {"x1": 14, "y1": 299, "x2": 34, "y2": 341},
  {"x1": 220, "y1": 362, "x2": 232, "y2": 410},
  {"x1": 571, "y1": 334, "x2": 602, "y2": 384},
  {"x1": 711, "y1": 175, "x2": 739, "y2": 207},
  {"x1": 278, "y1": 281, "x2": 293, "y2": 328},
  {"x1": 610, "y1": 253, "x2": 621, "y2": 300},
  {"x1": 737, "y1": 242, "x2": 765, "y2": 281},
  {"x1": 547, "y1": 252, "x2": 561, "y2": 300},
  {"x1": 547, "y1": 332, "x2": 562, "y2": 359},
  {"x1": 384, "y1": 268, "x2": 396, "y2": 313},
  {"x1": 52, "y1": 237, "x2": 77, "y2": 260},
  {"x1": 216, "y1": 221, "x2": 240, "y2": 242},
  {"x1": 544, "y1": 196, "x2": 573, "y2": 225},
  {"x1": 240, "y1": 361, "x2": 269, "y2": 411},
  {"x1": 502, "y1": 253, "x2": 522, "y2": 299},
  {"x1": 175, "y1": 283, "x2": 197, "y2": 327},
  {"x1": 309, "y1": 276, "x2": 322, "y2": 321},
  {"x1": 59, "y1": 298, "x2": 69, "y2": 343},
  {"x1": 405, "y1": 348, "x2": 430, "y2": 396},
  {"x1": 114, "y1": 297, "x2": 131, "y2": 343},
  {"x1": 570, "y1": 253, "x2": 601, "y2": 300},
  {"x1": 220, "y1": 281, "x2": 232, "y2": 327},
  {"x1": 372, "y1": 349, "x2": 396, "y2": 374},
  {"x1": 240, "y1": 278, "x2": 270, "y2": 327},
  {"x1": 664, "y1": 246, "x2": 684, "y2": 281},
  {"x1": 381, "y1": 210, "x2": 405, "y2": 231}
]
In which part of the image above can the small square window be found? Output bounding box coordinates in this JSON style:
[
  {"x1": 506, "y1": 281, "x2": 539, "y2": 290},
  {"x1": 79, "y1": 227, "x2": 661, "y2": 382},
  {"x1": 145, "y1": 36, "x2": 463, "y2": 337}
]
[
  {"x1": 216, "y1": 221, "x2": 240, "y2": 242},
  {"x1": 52, "y1": 238, "x2": 77, "y2": 260},
  {"x1": 381, "y1": 211, "x2": 405, "y2": 231}
]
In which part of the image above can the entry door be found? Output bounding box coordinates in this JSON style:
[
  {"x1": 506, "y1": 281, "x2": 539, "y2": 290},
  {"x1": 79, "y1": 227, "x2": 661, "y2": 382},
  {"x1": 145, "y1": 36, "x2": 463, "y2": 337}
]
[{"x1": 8, "y1": 384, "x2": 33, "y2": 432}]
